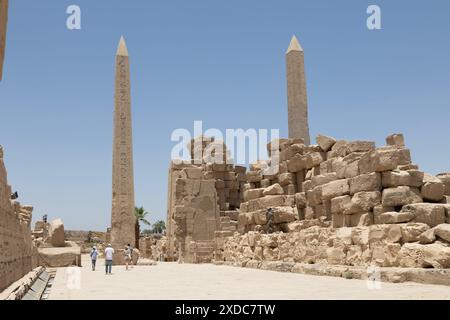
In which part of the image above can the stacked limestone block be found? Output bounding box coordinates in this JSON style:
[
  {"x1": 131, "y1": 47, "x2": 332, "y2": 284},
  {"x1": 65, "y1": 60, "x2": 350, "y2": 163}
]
[
  {"x1": 238, "y1": 134, "x2": 449, "y2": 231},
  {"x1": 224, "y1": 134, "x2": 450, "y2": 271},
  {"x1": 238, "y1": 137, "x2": 325, "y2": 233},
  {"x1": 220, "y1": 220, "x2": 450, "y2": 269},
  {"x1": 0, "y1": 146, "x2": 38, "y2": 292}
]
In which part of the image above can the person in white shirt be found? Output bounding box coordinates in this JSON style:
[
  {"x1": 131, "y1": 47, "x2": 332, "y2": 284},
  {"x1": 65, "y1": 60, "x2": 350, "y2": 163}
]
[{"x1": 104, "y1": 244, "x2": 115, "y2": 275}]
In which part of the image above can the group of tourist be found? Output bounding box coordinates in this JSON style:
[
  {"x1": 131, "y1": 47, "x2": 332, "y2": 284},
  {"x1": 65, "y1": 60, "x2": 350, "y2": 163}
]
[{"x1": 89, "y1": 243, "x2": 134, "y2": 274}]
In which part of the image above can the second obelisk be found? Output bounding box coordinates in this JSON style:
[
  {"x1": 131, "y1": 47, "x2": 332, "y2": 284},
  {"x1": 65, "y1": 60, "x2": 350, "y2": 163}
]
[{"x1": 111, "y1": 36, "x2": 136, "y2": 249}]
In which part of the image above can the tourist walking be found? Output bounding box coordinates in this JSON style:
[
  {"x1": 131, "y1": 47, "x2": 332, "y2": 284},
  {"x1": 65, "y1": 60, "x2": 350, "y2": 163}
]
[
  {"x1": 104, "y1": 243, "x2": 114, "y2": 275},
  {"x1": 90, "y1": 246, "x2": 99, "y2": 271},
  {"x1": 124, "y1": 243, "x2": 133, "y2": 270}
]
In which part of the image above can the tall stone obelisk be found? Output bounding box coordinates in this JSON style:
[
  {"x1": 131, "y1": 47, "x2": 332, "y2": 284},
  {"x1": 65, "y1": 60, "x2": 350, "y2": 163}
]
[
  {"x1": 0, "y1": 0, "x2": 9, "y2": 81},
  {"x1": 111, "y1": 36, "x2": 136, "y2": 247},
  {"x1": 286, "y1": 35, "x2": 310, "y2": 145}
]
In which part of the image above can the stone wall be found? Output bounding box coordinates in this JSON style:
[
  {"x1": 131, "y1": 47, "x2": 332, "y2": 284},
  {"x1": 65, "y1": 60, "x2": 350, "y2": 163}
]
[
  {"x1": 166, "y1": 136, "x2": 242, "y2": 262},
  {"x1": 219, "y1": 222, "x2": 450, "y2": 269},
  {"x1": 0, "y1": 146, "x2": 38, "y2": 292},
  {"x1": 214, "y1": 133, "x2": 450, "y2": 274}
]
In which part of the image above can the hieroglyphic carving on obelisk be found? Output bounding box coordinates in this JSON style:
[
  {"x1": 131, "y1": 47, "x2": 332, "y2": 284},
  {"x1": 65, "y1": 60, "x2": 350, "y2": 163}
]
[
  {"x1": 286, "y1": 35, "x2": 310, "y2": 145},
  {"x1": 0, "y1": 0, "x2": 9, "y2": 81},
  {"x1": 111, "y1": 36, "x2": 135, "y2": 247}
]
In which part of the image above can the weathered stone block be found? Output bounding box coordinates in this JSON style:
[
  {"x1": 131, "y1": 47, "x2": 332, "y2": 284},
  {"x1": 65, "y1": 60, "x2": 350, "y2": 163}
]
[
  {"x1": 262, "y1": 183, "x2": 283, "y2": 196},
  {"x1": 321, "y1": 179, "x2": 350, "y2": 200},
  {"x1": 272, "y1": 207, "x2": 297, "y2": 224},
  {"x1": 327, "y1": 140, "x2": 349, "y2": 158},
  {"x1": 437, "y1": 172, "x2": 450, "y2": 196},
  {"x1": 287, "y1": 154, "x2": 306, "y2": 173},
  {"x1": 253, "y1": 210, "x2": 267, "y2": 225},
  {"x1": 349, "y1": 172, "x2": 381, "y2": 194},
  {"x1": 331, "y1": 195, "x2": 351, "y2": 214},
  {"x1": 407, "y1": 170, "x2": 424, "y2": 188},
  {"x1": 373, "y1": 204, "x2": 395, "y2": 216},
  {"x1": 302, "y1": 180, "x2": 313, "y2": 192},
  {"x1": 295, "y1": 192, "x2": 307, "y2": 208},
  {"x1": 359, "y1": 148, "x2": 411, "y2": 174},
  {"x1": 382, "y1": 170, "x2": 410, "y2": 188},
  {"x1": 260, "y1": 179, "x2": 271, "y2": 188},
  {"x1": 49, "y1": 219, "x2": 66, "y2": 247},
  {"x1": 244, "y1": 188, "x2": 264, "y2": 202},
  {"x1": 400, "y1": 203, "x2": 446, "y2": 227},
  {"x1": 278, "y1": 172, "x2": 295, "y2": 186},
  {"x1": 246, "y1": 171, "x2": 262, "y2": 183},
  {"x1": 319, "y1": 159, "x2": 334, "y2": 175},
  {"x1": 421, "y1": 173, "x2": 445, "y2": 202},
  {"x1": 386, "y1": 133, "x2": 405, "y2": 147},
  {"x1": 310, "y1": 173, "x2": 337, "y2": 189},
  {"x1": 306, "y1": 188, "x2": 322, "y2": 206},
  {"x1": 347, "y1": 141, "x2": 375, "y2": 153},
  {"x1": 434, "y1": 224, "x2": 450, "y2": 243},
  {"x1": 304, "y1": 152, "x2": 326, "y2": 170},
  {"x1": 374, "y1": 211, "x2": 414, "y2": 224},
  {"x1": 185, "y1": 167, "x2": 203, "y2": 179},
  {"x1": 346, "y1": 191, "x2": 381, "y2": 214},
  {"x1": 316, "y1": 134, "x2": 336, "y2": 152},
  {"x1": 419, "y1": 228, "x2": 436, "y2": 244},
  {"x1": 332, "y1": 212, "x2": 345, "y2": 228},
  {"x1": 381, "y1": 186, "x2": 422, "y2": 207},
  {"x1": 399, "y1": 243, "x2": 450, "y2": 268},
  {"x1": 313, "y1": 202, "x2": 331, "y2": 219}
]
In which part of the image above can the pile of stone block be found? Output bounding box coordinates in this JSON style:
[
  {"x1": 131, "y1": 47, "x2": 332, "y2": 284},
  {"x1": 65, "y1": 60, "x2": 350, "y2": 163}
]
[
  {"x1": 217, "y1": 133, "x2": 450, "y2": 275},
  {"x1": 219, "y1": 221, "x2": 450, "y2": 269},
  {"x1": 237, "y1": 133, "x2": 450, "y2": 232}
]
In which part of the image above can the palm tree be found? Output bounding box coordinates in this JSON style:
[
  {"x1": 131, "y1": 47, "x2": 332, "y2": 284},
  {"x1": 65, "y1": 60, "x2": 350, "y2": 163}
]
[
  {"x1": 134, "y1": 206, "x2": 151, "y2": 249},
  {"x1": 152, "y1": 220, "x2": 166, "y2": 234}
]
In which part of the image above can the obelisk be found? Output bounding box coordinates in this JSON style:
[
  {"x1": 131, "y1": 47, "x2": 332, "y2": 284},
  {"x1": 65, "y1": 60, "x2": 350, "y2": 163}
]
[
  {"x1": 111, "y1": 36, "x2": 136, "y2": 248},
  {"x1": 0, "y1": 0, "x2": 9, "y2": 81},
  {"x1": 286, "y1": 35, "x2": 310, "y2": 145}
]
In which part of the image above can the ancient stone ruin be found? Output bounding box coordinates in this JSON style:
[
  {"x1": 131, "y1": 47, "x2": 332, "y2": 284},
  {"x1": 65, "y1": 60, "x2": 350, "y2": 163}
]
[
  {"x1": 166, "y1": 136, "x2": 243, "y2": 262},
  {"x1": 32, "y1": 217, "x2": 82, "y2": 268},
  {"x1": 163, "y1": 132, "x2": 450, "y2": 283},
  {"x1": 217, "y1": 134, "x2": 450, "y2": 272},
  {"x1": 162, "y1": 35, "x2": 450, "y2": 285},
  {"x1": 0, "y1": 146, "x2": 38, "y2": 292}
]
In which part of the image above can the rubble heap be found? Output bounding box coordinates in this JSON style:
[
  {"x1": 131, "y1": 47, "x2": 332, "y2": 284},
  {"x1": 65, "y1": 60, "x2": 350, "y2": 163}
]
[{"x1": 215, "y1": 134, "x2": 450, "y2": 270}]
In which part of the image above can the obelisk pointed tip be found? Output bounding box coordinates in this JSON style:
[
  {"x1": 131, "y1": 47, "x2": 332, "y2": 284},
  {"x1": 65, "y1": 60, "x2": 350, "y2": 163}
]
[
  {"x1": 116, "y1": 36, "x2": 129, "y2": 56},
  {"x1": 286, "y1": 35, "x2": 303, "y2": 53}
]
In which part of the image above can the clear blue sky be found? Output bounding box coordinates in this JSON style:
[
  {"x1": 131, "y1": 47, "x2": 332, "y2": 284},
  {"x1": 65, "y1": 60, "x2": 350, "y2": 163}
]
[{"x1": 1, "y1": 0, "x2": 449, "y2": 231}]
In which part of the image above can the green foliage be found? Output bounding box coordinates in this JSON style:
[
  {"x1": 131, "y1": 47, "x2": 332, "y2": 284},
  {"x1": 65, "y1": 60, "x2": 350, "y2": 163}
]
[
  {"x1": 134, "y1": 206, "x2": 151, "y2": 226},
  {"x1": 152, "y1": 220, "x2": 166, "y2": 234}
]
